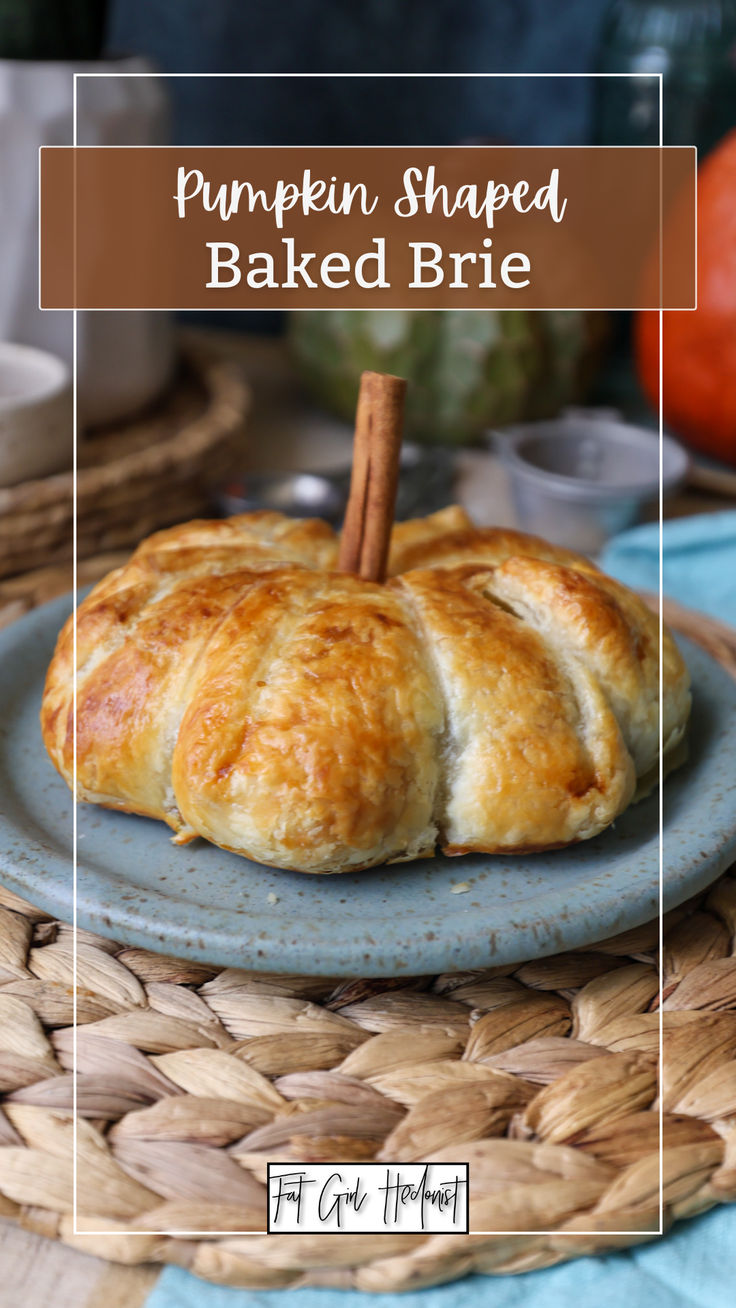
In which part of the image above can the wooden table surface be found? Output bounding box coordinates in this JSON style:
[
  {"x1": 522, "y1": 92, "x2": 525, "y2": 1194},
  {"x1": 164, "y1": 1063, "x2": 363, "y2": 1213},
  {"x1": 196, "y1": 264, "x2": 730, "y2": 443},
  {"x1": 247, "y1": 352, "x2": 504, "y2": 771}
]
[{"x1": 0, "y1": 1220, "x2": 158, "y2": 1308}]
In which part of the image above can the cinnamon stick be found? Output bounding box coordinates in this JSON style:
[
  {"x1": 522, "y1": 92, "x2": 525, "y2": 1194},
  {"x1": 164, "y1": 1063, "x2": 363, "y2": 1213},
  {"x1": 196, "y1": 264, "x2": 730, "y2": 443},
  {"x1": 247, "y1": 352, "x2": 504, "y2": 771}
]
[{"x1": 338, "y1": 370, "x2": 407, "y2": 582}]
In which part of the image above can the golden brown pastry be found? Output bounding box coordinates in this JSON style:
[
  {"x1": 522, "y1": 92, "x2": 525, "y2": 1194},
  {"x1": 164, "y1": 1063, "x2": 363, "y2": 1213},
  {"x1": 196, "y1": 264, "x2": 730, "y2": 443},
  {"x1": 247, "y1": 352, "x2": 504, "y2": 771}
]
[{"x1": 41, "y1": 506, "x2": 691, "y2": 873}]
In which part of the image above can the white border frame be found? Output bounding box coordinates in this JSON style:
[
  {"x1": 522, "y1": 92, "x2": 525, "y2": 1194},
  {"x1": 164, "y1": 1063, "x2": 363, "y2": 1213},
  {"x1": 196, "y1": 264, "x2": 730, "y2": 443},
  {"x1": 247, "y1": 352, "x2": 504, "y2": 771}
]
[{"x1": 58, "y1": 69, "x2": 681, "y2": 1242}]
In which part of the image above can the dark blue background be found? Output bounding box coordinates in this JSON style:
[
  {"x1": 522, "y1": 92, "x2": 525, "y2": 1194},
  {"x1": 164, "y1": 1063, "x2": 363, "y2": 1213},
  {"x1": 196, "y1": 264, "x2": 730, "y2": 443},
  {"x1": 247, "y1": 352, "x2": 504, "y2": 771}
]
[
  {"x1": 106, "y1": 2, "x2": 614, "y2": 337},
  {"x1": 108, "y1": 0, "x2": 610, "y2": 146}
]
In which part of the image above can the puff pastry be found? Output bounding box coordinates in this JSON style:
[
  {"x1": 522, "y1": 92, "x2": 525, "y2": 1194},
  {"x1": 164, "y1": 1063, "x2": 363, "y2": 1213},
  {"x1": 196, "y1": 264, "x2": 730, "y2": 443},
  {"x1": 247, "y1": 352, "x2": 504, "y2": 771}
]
[{"x1": 41, "y1": 506, "x2": 691, "y2": 873}]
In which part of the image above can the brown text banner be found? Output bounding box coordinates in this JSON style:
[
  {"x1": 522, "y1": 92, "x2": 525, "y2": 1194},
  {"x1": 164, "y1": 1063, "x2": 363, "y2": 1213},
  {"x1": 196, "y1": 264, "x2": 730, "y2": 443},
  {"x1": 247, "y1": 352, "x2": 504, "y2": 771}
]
[{"x1": 40, "y1": 146, "x2": 695, "y2": 311}]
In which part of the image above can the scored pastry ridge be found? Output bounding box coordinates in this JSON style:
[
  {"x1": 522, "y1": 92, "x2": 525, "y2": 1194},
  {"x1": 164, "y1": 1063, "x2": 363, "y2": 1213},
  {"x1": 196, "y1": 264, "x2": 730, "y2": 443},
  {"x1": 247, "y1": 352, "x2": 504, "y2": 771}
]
[{"x1": 41, "y1": 505, "x2": 691, "y2": 874}]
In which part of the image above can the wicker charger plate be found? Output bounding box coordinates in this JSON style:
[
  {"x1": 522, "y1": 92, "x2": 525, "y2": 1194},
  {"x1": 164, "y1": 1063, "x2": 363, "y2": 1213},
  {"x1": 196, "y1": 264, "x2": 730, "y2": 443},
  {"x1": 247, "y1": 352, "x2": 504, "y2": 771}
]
[
  {"x1": 0, "y1": 335, "x2": 251, "y2": 581},
  {"x1": 0, "y1": 872, "x2": 735, "y2": 1291},
  {"x1": 0, "y1": 608, "x2": 734, "y2": 1291}
]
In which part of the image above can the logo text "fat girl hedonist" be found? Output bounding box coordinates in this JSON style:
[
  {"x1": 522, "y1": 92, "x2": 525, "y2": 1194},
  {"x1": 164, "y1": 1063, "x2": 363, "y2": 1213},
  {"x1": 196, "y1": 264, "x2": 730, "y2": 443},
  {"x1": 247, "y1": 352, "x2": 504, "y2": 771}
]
[{"x1": 267, "y1": 1162, "x2": 469, "y2": 1234}]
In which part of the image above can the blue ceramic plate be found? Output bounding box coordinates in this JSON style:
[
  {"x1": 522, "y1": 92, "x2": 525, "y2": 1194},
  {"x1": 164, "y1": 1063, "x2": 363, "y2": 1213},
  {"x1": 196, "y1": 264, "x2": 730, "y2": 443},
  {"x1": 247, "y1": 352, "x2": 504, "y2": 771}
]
[{"x1": 1, "y1": 593, "x2": 736, "y2": 976}]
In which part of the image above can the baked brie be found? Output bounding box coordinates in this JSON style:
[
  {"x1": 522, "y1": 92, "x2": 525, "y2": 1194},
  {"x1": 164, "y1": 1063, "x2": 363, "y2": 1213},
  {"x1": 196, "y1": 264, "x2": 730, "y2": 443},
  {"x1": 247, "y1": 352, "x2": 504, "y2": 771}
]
[{"x1": 41, "y1": 506, "x2": 691, "y2": 873}]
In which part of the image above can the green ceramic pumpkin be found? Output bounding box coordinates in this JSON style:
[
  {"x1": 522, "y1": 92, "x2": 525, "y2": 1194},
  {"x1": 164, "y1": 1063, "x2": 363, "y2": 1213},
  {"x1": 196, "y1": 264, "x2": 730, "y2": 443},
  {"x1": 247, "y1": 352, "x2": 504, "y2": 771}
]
[{"x1": 288, "y1": 310, "x2": 606, "y2": 445}]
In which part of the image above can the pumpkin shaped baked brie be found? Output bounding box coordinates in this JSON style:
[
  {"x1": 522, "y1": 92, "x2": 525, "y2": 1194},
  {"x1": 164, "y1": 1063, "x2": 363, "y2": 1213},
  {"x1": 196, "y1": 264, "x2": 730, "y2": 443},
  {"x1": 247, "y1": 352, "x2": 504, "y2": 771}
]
[{"x1": 41, "y1": 504, "x2": 690, "y2": 874}]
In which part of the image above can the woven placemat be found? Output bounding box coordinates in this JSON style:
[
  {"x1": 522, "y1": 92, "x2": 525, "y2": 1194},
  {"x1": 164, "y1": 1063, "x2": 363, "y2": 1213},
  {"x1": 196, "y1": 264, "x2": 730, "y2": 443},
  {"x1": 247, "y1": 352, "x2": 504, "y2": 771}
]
[
  {"x1": 0, "y1": 604, "x2": 735, "y2": 1291},
  {"x1": 0, "y1": 872, "x2": 735, "y2": 1292}
]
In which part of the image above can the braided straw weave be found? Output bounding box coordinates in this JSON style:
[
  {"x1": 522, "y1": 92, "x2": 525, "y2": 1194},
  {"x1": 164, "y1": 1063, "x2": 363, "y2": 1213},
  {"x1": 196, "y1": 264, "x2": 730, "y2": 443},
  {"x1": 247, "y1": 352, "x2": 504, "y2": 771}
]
[
  {"x1": 0, "y1": 868, "x2": 735, "y2": 1292},
  {"x1": 0, "y1": 603, "x2": 735, "y2": 1290}
]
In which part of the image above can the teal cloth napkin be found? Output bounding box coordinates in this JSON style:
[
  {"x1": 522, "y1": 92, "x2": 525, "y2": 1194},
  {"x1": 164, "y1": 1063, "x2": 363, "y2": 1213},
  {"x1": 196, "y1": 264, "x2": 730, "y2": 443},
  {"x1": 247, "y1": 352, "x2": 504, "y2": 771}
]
[
  {"x1": 143, "y1": 511, "x2": 736, "y2": 1308},
  {"x1": 599, "y1": 510, "x2": 736, "y2": 623},
  {"x1": 146, "y1": 1207, "x2": 736, "y2": 1308}
]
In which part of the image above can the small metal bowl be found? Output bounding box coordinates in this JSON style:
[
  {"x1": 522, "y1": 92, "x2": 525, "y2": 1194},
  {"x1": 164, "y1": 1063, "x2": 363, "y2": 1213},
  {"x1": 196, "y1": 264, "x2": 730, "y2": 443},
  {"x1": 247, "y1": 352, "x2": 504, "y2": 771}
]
[
  {"x1": 219, "y1": 443, "x2": 456, "y2": 526},
  {"x1": 495, "y1": 412, "x2": 689, "y2": 555},
  {"x1": 220, "y1": 471, "x2": 346, "y2": 523}
]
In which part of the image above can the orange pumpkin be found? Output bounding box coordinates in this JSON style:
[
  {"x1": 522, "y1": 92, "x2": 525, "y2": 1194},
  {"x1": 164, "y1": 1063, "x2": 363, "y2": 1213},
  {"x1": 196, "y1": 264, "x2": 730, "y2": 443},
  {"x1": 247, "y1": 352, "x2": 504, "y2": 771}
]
[{"x1": 636, "y1": 129, "x2": 736, "y2": 466}]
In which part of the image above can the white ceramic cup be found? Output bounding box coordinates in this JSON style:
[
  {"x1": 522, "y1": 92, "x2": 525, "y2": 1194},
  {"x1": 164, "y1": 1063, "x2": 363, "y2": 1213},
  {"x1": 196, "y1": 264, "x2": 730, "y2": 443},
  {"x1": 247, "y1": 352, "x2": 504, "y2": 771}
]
[
  {"x1": 0, "y1": 56, "x2": 174, "y2": 428},
  {"x1": 0, "y1": 341, "x2": 72, "y2": 487}
]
